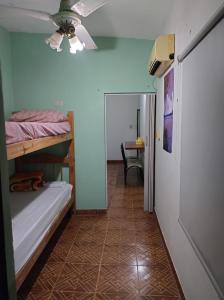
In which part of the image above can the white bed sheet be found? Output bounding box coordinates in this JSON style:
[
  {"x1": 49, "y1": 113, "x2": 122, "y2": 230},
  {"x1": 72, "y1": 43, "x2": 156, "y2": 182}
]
[{"x1": 10, "y1": 181, "x2": 72, "y2": 273}]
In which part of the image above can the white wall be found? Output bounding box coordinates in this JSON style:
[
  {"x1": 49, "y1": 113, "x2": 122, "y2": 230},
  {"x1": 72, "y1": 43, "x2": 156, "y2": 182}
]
[
  {"x1": 155, "y1": 1, "x2": 224, "y2": 300},
  {"x1": 106, "y1": 94, "x2": 140, "y2": 160}
]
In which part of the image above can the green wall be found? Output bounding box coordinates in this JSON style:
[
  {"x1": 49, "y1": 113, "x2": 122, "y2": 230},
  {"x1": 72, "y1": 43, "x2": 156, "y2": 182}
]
[
  {"x1": 0, "y1": 27, "x2": 16, "y2": 299},
  {"x1": 0, "y1": 27, "x2": 14, "y2": 118},
  {"x1": 11, "y1": 34, "x2": 155, "y2": 209}
]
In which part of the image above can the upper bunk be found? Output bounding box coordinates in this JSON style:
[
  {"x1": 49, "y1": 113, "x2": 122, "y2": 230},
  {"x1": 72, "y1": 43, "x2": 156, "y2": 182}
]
[{"x1": 6, "y1": 111, "x2": 74, "y2": 160}]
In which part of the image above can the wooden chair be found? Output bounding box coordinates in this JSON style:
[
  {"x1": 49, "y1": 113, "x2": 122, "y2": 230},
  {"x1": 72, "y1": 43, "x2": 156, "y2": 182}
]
[{"x1": 120, "y1": 143, "x2": 144, "y2": 185}]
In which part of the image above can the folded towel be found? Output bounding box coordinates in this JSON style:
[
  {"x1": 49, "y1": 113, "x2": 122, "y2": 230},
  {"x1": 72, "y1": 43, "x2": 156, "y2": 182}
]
[
  {"x1": 10, "y1": 171, "x2": 44, "y2": 192},
  {"x1": 10, "y1": 171, "x2": 44, "y2": 183},
  {"x1": 10, "y1": 180, "x2": 33, "y2": 192}
]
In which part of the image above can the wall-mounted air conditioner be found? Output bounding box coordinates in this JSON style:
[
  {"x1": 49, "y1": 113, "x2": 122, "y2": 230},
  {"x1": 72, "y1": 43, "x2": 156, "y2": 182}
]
[{"x1": 148, "y1": 34, "x2": 175, "y2": 78}]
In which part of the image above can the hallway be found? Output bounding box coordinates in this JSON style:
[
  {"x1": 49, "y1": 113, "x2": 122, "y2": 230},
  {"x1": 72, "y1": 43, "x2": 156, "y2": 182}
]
[{"x1": 18, "y1": 163, "x2": 184, "y2": 299}]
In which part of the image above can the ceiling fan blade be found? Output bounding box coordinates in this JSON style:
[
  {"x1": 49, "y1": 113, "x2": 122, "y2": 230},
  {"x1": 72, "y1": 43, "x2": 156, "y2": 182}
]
[
  {"x1": 0, "y1": 5, "x2": 51, "y2": 22},
  {"x1": 75, "y1": 24, "x2": 97, "y2": 49},
  {"x1": 71, "y1": 0, "x2": 108, "y2": 17}
]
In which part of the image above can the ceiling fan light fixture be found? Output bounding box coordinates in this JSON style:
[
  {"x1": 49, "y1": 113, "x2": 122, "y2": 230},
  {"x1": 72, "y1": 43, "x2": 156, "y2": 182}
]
[
  {"x1": 46, "y1": 31, "x2": 64, "y2": 52},
  {"x1": 69, "y1": 36, "x2": 84, "y2": 54},
  {"x1": 1, "y1": 0, "x2": 104, "y2": 54}
]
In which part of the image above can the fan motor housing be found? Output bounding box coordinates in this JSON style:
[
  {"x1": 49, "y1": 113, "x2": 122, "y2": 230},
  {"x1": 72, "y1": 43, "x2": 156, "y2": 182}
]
[{"x1": 52, "y1": 11, "x2": 81, "y2": 28}]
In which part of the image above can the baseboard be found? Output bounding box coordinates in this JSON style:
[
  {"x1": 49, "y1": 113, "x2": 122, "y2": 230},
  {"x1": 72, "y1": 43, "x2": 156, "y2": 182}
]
[
  {"x1": 107, "y1": 160, "x2": 123, "y2": 164},
  {"x1": 76, "y1": 209, "x2": 107, "y2": 216}
]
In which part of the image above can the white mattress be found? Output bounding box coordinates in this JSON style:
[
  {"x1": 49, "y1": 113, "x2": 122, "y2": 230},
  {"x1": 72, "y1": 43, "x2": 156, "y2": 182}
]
[{"x1": 10, "y1": 181, "x2": 72, "y2": 273}]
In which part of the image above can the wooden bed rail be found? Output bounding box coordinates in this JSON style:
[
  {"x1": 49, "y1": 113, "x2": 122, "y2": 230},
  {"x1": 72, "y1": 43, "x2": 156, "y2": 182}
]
[
  {"x1": 7, "y1": 133, "x2": 72, "y2": 160},
  {"x1": 15, "y1": 153, "x2": 70, "y2": 165},
  {"x1": 67, "y1": 111, "x2": 75, "y2": 211}
]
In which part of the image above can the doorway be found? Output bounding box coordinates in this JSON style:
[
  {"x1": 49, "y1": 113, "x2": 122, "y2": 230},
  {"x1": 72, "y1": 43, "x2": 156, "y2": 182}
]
[{"x1": 104, "y1": 93, "x2": 156, "y2": 212}]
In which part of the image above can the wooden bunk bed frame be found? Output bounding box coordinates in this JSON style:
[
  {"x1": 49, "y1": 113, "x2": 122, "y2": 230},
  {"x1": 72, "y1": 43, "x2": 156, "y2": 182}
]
[
  {"x1": 7, "y1": 112, "x2": 74, "y2": 161},
  {"x1": 7, "y1": 111, "x2": 75, "y2": 291}
]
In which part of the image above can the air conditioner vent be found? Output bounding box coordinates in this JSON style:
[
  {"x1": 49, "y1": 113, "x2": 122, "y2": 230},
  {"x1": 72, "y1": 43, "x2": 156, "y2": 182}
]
[
  {"x1": 148, "y1": 34, "x2": 175, "y2": 78},
  {"x1": 149, "y1": 60, "x2": 161, "y2": 75}
]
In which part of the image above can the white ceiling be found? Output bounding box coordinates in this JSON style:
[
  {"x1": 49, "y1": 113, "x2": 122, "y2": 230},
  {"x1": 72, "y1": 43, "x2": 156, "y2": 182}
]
[{"x1": 0, "y1": 0, "x2": 174, "y2": 39}]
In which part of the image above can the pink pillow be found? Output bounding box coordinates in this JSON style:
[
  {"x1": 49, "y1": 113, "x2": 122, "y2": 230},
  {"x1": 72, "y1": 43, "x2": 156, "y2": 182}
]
[{"x1": 9, "y1": 110, "x2": 68, "y2": 123}]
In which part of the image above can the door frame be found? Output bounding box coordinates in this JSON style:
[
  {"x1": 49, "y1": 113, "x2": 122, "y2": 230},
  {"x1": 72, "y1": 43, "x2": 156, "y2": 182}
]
[
  {"x1": 104, "y1": 92, "x2": 156, "y2": 212},
  {"x1": 143, "y1": 93, "x2": 156, "y2": 212}
]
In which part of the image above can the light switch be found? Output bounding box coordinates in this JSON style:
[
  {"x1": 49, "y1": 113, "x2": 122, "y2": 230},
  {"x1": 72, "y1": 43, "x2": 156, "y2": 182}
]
[
  {"x1": 156, "y1": 131, "x2": 161, "y2": 141},
  {"x1": 55, "y1": 100, "x2": 64, "y2": 106}
]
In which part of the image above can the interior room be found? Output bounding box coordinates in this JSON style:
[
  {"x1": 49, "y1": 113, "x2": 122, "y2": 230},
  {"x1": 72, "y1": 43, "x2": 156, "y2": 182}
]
[
  {"x1": 106, "y1": 94, "x2": 144, "y2": 200},
  {"x1": 105, "y1": 93, "x2": 155, "y2": 212},
  {"x1": 0, "y1": 1, "x2": 224, "y2": 300}
]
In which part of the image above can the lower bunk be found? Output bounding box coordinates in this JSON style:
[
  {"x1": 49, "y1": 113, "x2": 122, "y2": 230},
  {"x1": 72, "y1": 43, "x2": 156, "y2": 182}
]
[{"x1": 10, "y1": 181, "x2": 73, "y2": 290}]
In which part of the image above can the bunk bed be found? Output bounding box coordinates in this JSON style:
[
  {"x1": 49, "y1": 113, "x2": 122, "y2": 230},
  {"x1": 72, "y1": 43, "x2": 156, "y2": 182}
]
[{"x1": 6, "y1": 111, "x2": 75, "y2": 291}]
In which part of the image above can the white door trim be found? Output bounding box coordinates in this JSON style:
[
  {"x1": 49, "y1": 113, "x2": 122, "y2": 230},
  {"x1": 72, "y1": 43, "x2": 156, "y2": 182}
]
[{"x1": 144, "y1": 94, "x2": 156, "y2": 212}]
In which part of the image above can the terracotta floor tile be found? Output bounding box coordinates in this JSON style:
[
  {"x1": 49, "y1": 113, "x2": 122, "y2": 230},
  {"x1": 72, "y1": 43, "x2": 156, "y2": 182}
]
[
  {"x1": 133, "y1": 209, "x2": 152, "y2": 220},
  {"x1": 107, "y1": 219, "x2": 135, "y2": 231},
  {"x1": 101, "y1": 245, "x2": 120, "y2": 265},
  {"x1": 47, "y1": 241, "x2": 73, "y2": 262},
  {"x1": 94, "y1": 220, "x2": 108, "y2": 231},
  {"x1": 122, "y1": 220, "x2": 136, "y2": 231},
  {"x1": 97, "y1": 265, "x2": 139, "y2": 295},
  {"x1": 84, "y1": 244, "x2": 104, "y2": 264},
  {"x1": 66, "y1": 243, "x2": 88, "y2": 264},
  {"x1": 75, "y1": 229, "x2": 106, "y2": 245},
  {"x1": 116, "y1": 265, "x2": 139, "y2": 294},
  {"x1": 120, "y1": 230, "x2": 136, "y2": 245},
  {"x1": 30, "y1": 261, "x2": 64, "y2": 291},
  {"x1": 136, "y1": 231, "x2": 163, "y2": 246},
  {"x1": 66, "y1": 242, "x2": 103, "y2": 264},
  {"x1": 77, "y1": 217, "x2": 98, "y2": 230},
  {"x1": 58, "y1": 231, "x2": 78, "y2": 244},
  {"x1": 95, "y1": 293, "x2": 140, "y2": 299},
  {"x1": 139, "y1": 297, "x2": 182, "y2": 300},
  {"x1": 107, "y1": 219, "x2": 122, "y2": 230},
  {"x1": 18, "y1": 259, "x2": 64, "y2": 296},
  {"x1": 54, "y1": 264, "x2": 99, "y2": 293},
  {"x1": 75, "y1": 230, "x2": 95, "y2": 243},
  {"x1": 97, "y1": 265, "x2": 119, "y2": 294},
  {"x1": 110, "y1": 199, "x2": 133, "y2": 208},
  {"x1": 17, "y1": 289, "x2": 52, "y2": 300},
  {"x1": 108, "y1": 208, "x2": 134, "y2": 219},
  {"x1": 101, "y1": 245, "x2": 137, "y2": 266},
  {"x1": 119, "y1": 245, "x2": 137, "y2": 265},
  {"x1": 50, "y1": 291, "x2": 95, "y2": 299},
  {"x1": 137, "y1": 265, "x2": 181, "y2": 298},
  {"x1": 105, "y1": 230, "x2": 121, "y2": 245},
  {"x1": 133, "y1": 203, "x2": 144, "y2": 209},
  {"x1": 105, "y1": 229, "x2": 136, "y2": 246},
  {"x1": 136, "y1": 245, "x2": 169, "y2": 266},
  {"x1": 135, "y1": 222, "x2": 155, "y2": 231}
]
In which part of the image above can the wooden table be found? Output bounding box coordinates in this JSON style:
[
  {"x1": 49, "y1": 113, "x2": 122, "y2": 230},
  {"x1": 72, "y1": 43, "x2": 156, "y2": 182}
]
[{"x1": 125, "y1": 141, "x2": 145, "y2": 150}]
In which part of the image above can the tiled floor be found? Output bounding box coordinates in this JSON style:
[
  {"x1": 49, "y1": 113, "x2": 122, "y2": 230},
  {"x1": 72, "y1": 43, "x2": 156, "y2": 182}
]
[{"x1": 18, "y1": 163, "x2": 184, "y2": 300}]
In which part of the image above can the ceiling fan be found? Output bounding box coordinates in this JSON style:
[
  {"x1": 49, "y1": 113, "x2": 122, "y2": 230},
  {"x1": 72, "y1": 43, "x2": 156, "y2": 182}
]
[{"x1": 0, "y1": 0, "x2": 108, "y2": 54}]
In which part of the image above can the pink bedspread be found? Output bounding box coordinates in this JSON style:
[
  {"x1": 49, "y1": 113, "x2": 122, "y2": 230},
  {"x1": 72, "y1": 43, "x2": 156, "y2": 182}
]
[
  {"x1": 9, "y1": 110, "x2": 68, "y2": 123},
  {"x1": 5, "y1": 121, "x2": 71, "y2": 145}
]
